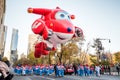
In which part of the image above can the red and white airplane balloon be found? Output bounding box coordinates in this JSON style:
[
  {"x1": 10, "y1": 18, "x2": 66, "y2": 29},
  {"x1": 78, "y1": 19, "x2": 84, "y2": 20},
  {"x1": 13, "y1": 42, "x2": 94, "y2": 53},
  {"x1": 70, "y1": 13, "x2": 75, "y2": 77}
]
[{"x1": 27, "y1": 7, "x2": 83, "y2": 58}]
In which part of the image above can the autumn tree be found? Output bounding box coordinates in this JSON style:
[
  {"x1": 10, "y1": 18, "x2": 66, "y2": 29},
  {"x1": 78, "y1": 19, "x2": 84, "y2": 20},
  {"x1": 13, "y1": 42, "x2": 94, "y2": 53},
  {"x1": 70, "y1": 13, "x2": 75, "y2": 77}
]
[
  {"x1": 104, "y1": 52, "x2": 113, "y2": 64},
  {"x1": 27, "y1": 51, "x2": 42, "y2": 65},
  {"x1": 55, "y1": 37, "x2": 82, "y2": 64},
  {"x1": 89, "y1": 54, "x2": 98, "y2": 65},
  {"x1": 48, "y1": 50, "x2": 57, "y2": 64},
  {"x1": 114, "y1": 51, "x2": 120, "y2": 63}
]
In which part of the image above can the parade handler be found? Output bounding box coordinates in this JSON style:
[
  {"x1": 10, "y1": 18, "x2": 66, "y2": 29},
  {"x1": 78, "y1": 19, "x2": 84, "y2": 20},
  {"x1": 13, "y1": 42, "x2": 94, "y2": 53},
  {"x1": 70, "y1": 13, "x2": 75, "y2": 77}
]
[{"x1": 0, "y1": 61, "x2": 13, "y2": 80}]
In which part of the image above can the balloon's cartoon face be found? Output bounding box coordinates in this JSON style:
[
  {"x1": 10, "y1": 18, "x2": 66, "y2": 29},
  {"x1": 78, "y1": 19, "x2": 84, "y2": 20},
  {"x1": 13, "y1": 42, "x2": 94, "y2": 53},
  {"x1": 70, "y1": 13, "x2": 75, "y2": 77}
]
[{"x1": 45, "y1": 10, "x2": 75, "y2": 43}]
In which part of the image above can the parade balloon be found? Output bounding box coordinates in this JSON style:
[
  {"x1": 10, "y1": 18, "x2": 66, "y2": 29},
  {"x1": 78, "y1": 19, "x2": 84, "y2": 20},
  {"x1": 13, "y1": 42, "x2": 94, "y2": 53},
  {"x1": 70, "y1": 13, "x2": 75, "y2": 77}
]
[{"x1": 27, "y1": 7, "x2": 83, "y2": 58}]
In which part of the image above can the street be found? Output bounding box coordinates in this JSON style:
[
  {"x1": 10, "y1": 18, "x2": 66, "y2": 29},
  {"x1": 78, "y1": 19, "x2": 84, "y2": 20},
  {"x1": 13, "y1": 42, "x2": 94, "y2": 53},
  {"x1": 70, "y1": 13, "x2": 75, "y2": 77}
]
[{"x1": 12, "y1": 74, "x2": 120, "y2": 80}]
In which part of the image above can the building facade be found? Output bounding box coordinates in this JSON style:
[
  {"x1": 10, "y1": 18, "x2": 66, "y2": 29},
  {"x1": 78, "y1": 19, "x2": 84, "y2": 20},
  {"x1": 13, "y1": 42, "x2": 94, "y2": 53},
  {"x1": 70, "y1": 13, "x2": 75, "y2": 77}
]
[
  {"x1": 27, "y1": 34, "x2": 42, "y2": 55},
  {"x1": 0, "y1": 0, "x2": 6, "y2": 59},
  {"x1": 0, "y1": 25, "x2": 7, "y2": 58},
  {"x1": 10, "y1": 28, "x2": 18, "y2": 63},
  {"x1": 0, "y1": 0, "x2": 5, "y2": 25}
]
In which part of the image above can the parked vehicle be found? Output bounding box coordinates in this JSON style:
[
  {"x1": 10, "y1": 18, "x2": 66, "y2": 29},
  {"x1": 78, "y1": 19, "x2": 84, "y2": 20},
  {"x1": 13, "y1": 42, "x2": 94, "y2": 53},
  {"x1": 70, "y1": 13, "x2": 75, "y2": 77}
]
[{"x1": 64, "y1": 65, "x2": 74, "y2": 75}]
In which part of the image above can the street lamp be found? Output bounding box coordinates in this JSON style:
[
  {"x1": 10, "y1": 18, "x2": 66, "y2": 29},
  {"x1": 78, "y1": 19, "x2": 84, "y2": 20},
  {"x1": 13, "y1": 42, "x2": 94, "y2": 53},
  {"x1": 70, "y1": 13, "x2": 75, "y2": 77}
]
[{"x1": 92, "y1": 38, "x2": 111, "y2": 64}]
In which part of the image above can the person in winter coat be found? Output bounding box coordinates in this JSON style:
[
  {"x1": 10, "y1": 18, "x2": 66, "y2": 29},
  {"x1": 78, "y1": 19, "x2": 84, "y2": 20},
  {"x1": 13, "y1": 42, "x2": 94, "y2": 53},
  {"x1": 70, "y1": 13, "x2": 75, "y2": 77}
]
[{"x1": 0, "y1": 61, "x2": 13, "y2": 80}]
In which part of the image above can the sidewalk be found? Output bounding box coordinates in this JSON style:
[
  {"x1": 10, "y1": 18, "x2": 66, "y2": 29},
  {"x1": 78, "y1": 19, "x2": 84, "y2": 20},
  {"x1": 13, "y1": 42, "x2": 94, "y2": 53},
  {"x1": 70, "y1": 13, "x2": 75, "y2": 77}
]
[
  {"x1": 65, "y1": 74, "x2": 120, "y2": 80},
  {"x1": 103, "y1": 72, "x2": 119, "y2": 76}
]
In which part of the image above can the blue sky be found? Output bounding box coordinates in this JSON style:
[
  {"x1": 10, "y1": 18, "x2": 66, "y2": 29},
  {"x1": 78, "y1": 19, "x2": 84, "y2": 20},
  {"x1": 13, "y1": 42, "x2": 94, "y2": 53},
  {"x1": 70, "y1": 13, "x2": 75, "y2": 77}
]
[{"x1": 4, "y1": 0, "x2": 120, "y2": 56}]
